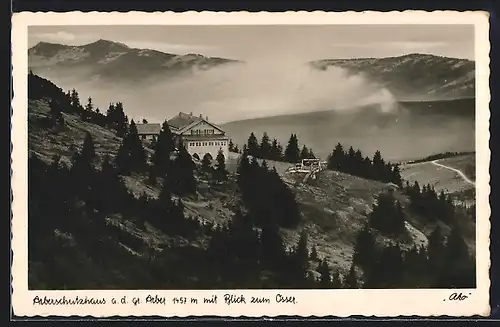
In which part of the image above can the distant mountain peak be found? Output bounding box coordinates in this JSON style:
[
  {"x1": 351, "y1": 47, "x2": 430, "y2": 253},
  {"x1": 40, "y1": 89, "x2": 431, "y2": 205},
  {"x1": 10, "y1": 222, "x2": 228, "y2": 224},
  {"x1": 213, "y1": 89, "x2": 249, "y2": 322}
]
[{"x1": 86, "y1": 39, "x2": 130, "y2": 48}]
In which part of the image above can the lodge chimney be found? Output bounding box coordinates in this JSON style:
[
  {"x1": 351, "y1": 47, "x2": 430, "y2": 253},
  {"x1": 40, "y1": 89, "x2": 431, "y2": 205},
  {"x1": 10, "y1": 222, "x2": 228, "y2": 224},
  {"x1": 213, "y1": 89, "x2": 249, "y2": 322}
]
[
  {"x1": 205, "y1": 116, "x2": 208, "y2": 121},
  {"x1": 199, "y1": 113, "x2": 203, "y2": 118},
  {"x1": 190, "y1": 112, "x2": 193, "y2": 116}
]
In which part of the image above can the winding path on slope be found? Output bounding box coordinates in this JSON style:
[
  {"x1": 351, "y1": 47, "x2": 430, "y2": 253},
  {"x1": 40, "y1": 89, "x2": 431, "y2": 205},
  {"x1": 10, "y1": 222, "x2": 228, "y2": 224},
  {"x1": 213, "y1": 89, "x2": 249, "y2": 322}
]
[{"x1": 431, "y1": 159, "x2": 476, "y2": 187}]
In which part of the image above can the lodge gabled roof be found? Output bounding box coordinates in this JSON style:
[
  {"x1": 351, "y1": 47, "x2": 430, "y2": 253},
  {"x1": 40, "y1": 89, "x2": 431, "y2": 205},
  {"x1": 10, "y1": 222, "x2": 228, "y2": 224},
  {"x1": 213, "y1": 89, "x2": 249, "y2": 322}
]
[
  {"x1": 137, "y1": 112, "x2": 225, "y2": 135},
  {"x1": 167, "y1": 112, "x2": 224, "y2": 134},
  {"x1": 136, "y1": 123, "x2": 161, "y2": 135},
  {"x1": 167, "y1": 112, "x2": 203, "y2": 131}
]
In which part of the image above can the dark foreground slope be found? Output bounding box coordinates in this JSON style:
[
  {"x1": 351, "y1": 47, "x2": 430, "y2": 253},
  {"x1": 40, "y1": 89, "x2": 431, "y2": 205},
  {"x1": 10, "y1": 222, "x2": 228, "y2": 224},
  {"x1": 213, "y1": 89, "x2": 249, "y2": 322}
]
[{"x1": 27, "y1": 74, "x2": 476, "y2": 290}]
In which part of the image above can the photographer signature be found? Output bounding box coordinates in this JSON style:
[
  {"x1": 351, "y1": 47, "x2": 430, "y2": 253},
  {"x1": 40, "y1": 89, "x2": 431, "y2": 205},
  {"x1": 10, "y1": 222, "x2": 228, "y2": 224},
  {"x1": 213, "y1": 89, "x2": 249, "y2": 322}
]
[{"x1": 444, "y1": 292, "x2": 471, "y2": 301}]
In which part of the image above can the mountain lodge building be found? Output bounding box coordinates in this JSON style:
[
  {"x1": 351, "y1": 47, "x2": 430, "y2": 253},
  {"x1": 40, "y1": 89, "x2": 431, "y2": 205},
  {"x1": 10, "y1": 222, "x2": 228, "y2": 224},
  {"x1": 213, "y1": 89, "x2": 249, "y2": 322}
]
[{"x1": 136, "y1": 112, "x2": 230, "y2": 162}]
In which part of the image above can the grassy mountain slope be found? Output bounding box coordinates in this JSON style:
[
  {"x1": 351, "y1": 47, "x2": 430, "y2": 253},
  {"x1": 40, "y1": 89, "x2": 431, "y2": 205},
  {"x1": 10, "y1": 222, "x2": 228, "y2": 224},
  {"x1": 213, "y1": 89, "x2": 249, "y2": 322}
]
[
  {"x1": 400, "y1": 153, "x2": 476, "y2": 207},
  {"x1": 310, "y1": 53, "x2": 475, "y2": 100},
  {"x1": 27, "y1": 75, "x2": 475, "y2": 289}
]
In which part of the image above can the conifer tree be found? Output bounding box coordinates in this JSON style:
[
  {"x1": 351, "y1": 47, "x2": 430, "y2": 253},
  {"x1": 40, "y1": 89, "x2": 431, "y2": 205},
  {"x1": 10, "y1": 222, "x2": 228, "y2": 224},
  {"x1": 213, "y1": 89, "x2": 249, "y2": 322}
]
[
  {"x1": 259, "y1": 132, "x2": 272, "y2": 159},
  {"x1": 391, "y1": 164, "x2": 403, "y2": 187},
  {"x1": 237, "y1": 145, "x2": 250, "y2": 188},
  {"x1": 81, "y1": 132, "x2": 96, "y2": 163},
  {"x1": 201, "y1": 154, "x2": 213, "y2": 173},
  {"x1": 372, "y1": 150, "x2": 386, "y2": 180},
  {"x1": 327, "y1": 143, "x2": 345, "y2": 170},
  {"x1": 284, "y1": 134, "x2": 300, "y2": 163},
  {"x1": 115, "y1": 120, "x2": 147, "y2": 174},
  {"x1": 310, "y1": 245, "x2": 319, "y2": 261},
  {"x1": 317, "y1": 259, "x2": 332, "y2": 288},
  {"x1": 228, "y1": 139, "x2": 235, "y2": 152},
  {"x1": 171, "y1": 145, "x2": 197, "y2": 195},
  {"x1": 157, "y1": 174, "x2": 173, "y2": 213},
  {"x1": 308, "y1": 148, "x2": 316, "y2": 159},
  {"x1": 152, "y1": 120, "x2": 175, "y2": 175},
  {"x1": 345, "y1": 262, "x2": 358, "y2": 288},
  {"x1": 353, "y1": 223, "x2": 377, "y2": 269},
  {"x1": 428, "y1": 225, "x2": 446, "y2": 280},
  {"x1": 439, "y1": 224, "x2": 474, "y2": 288},
  {"x1": 331, "y1": 270, "x2": 342, "y2": 289},
  {"x1": 70, "y1": 89, "x2": 81, "y2": 109},
  {"x1": 270, "y1": 138, "x2": 282, "y2": 161},
  {"x1": 214, "y1": 149, "x2": 228, "y2": 181},
  {"x1": 85, "y1": 97, "x2": 94, "y2": 112},
  {"x1": 291, "y1": 230, "x2": 310, "y2": 283},
  {"x1": 114, "y1": 102, "x2": 129, "y2": 137},
  {"x1": 260, "y1": 219, "x2": 286, "y2": 269},
  {"x1": 247, "y1": 132, "x2": 260, "y2": 158},
  {"x1": 300, "y1": 145, "x2": 309, "y2": 161},
  {"x1": 147, "y1": 165, "x2": 157, "y2": 186}
]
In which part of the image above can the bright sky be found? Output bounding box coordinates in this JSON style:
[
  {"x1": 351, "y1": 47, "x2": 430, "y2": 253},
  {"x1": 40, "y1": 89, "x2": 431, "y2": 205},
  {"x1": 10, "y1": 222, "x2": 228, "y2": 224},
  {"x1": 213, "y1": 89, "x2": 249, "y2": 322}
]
[{"x1": 28, "y1": 24, "x2": 475, "y2": 61}]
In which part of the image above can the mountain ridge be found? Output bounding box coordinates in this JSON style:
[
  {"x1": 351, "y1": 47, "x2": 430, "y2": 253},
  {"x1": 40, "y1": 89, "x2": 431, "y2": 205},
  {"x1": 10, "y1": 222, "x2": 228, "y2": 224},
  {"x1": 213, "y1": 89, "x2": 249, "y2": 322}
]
[
  {"x1": 28, "y1": 39, "x2": 242, "y2": 84},
  {"x1": 309, "y1": 53, "x2": 475, "y2": 100}
]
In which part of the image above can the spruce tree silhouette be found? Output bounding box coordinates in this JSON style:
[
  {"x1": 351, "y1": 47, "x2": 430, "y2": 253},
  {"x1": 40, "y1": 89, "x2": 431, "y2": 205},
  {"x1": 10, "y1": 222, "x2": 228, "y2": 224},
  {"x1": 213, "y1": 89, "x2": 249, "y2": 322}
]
[
  {"x1": 81, "y1": 132, "x2": 96, "y2": 163},
  {"x1": 300, "y1": 145, "x2": 309, "y2": 161},
  {"x1": 247, "y1": 132, "x2": 260, "y2": 158},
  {"x1": 308, "y1": 148, "x2": 316, "y2": 159},
  {"x1": 345, "y1": 263, "x2": 358, "y2": 288},
  {"x1": 201, "y1": 153, "x2": 213, "y2": 173},
  {"x1": 440, "y1": 224, "x2": 475, "y2": 288},
  {"x1": 353, "y1": 223, "x2": 377, "y2": 269},
  {"x1": 284, "y1": 134, "x2": 300, "y2": 163},
  {"x1": 171, "y1": 145, "x2": 197, "y2": 196},
  {"x1": 317, "y1": 259, "x2": 332, "y2": 288},
  {"x1": 327, "y1": 143, "x2": 345, "y2": 170},
  {"x1": 310, "y1": 245, "x2": 319, "y2": 262},
  {"x1": 259, "y1": 132, "x2": 271, "y2": 159},
  {"x1": 291, "y1": 230, "x2": 310, "y2": 284},
  {"x1": 214, "y1": 149, "x2": 227, "y2": 181},
  {"x1": 115, "y1": 120, "x2": 147, "y2": 174},
  {"x1": 270, "y1": 138, "x2": 282, "y2": 161}
]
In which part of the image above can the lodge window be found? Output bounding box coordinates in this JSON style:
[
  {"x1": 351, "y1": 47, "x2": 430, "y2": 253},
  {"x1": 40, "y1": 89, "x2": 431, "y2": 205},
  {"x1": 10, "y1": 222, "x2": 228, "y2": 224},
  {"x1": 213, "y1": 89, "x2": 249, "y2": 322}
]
[{"x1": 141, "y1": 135, "x2": 146, "y2": 140}]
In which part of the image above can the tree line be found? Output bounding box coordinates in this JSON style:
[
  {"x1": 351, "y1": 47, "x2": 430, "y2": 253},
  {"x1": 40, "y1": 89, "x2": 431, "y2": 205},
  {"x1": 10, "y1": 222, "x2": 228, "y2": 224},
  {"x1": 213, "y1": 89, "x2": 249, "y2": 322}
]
[
  {"x1": 407, "y1": 151, "x2": 475, "y2": 164},
  {"x1": 352, "y1": 218, "x2": 475, "y2": 288},
  {"x1": 327, "y1": 143, "x2": 403, "y2": 186},
  {"x1": 242, "y1": 132, "x2": 316, "y2": 163},
  {"x1": 30, "y1": 71, "x2": 131, "y2": 138},
  {"x1": 233, "y1": 130, "x2": 403, "y2": 187},
  {"x1": 350, "y1": 188, "x2": 475, "y2": 288}
]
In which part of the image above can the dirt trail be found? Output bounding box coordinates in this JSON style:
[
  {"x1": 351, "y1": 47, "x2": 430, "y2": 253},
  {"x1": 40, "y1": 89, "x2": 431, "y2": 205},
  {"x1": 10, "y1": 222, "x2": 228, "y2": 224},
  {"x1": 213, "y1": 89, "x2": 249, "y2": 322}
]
[{"x1": 431, "y1": 159, "x2": 476, "y2": 187}]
